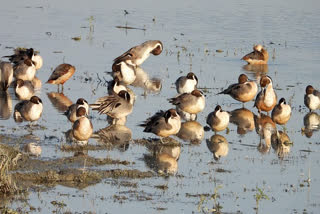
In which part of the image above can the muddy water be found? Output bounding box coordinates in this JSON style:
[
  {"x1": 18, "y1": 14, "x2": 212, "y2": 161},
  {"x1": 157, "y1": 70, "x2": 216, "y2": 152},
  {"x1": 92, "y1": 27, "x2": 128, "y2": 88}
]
[{"x1": 1, "y1": 0, "x2": 320, "y2": 213}]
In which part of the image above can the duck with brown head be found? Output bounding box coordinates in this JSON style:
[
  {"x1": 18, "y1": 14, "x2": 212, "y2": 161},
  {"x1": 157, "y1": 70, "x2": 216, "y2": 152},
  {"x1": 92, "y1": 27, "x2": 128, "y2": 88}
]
[
  {"x1": 242, "y1": 44, "x2": 269, "y2": 64},
  {"x1": 14, "y1": 95, "x2": 43, "y2": 122},
  {"x1": 206, "y1": 105, "x2": 230, "y2": 133},
  {"x1": 254, "y1": 75, "x2": 277, "y2": 114},
  {"x1": 175, "y1": 72, "x2": 198, "y2": 94},
  {"x1": 47, "y1": 64, "x2": 76, "y2": 92},
  {"x1": 304, "y1": 85, "x2": 320, "y2": 111},
  {"x1": 15, "y1": 79, "x2": 35, "y2": 100},
  {"x1": 113, "y1": 40, "x2": 163, "y2": 67},
  {"x1": 64, "y1": 98, "x2": 89, "y2": 123},
  {"x1": 139, "y1": 109, "x2": 181, "y2": 144},
  {"x1": 72, "y1": 106, "x2": 93, "y2": 142},
  {"x1": 91, "y1": 90, "x2": 133, "y2": 125},
  {"x1": 169, "y1": 89, "x2": 205, "y2": 119},
  {"x1": 271, "y1": 98, "x2": 291, "y2": 125},
  {"x1": 13, "y1": 58, "x2": 36, "y2": 81},
  {"x1": 218, "y1": 74, "x2": 258, "y2": 104}
]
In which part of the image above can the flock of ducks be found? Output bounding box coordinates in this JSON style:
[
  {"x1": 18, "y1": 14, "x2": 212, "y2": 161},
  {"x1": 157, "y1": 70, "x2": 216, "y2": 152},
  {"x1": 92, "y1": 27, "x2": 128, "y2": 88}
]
[{"x1": 0, "y1": 40, "x2": 319, "y2": 171}]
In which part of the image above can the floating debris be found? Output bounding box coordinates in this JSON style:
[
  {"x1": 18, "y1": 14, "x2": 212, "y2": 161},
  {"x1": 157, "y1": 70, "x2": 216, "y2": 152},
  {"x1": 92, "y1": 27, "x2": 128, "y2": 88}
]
[{"x1": 71, "y1": 36, "x2": 81, "y2": 41}]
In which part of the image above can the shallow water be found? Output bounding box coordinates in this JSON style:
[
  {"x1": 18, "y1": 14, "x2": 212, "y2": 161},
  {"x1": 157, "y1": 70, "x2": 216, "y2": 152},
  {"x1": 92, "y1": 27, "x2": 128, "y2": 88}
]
[{"x1": 1, "y1": 0, "x2": 320, "y2": 213}]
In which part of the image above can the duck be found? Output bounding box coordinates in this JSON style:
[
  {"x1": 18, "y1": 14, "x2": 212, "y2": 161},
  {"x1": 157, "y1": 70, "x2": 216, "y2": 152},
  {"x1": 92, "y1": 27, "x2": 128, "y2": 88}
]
[
  {"x1": 254, "y1": 75, "x2": 277, "y2": 113},
  {"x1": 3, "y1": 48, "x2": 34, "y2": 64},
  {"x1": 14, "y1": 96, "x2": 43, "y2": 122},
  {"x1": 175, "y1": 72, "x2": 198, "y2": 94},
  {"x1": 91, "y1": 90, "x2": 133, "y2": 124},
  {"x1": 0, "y1": 61, "x2": 13, "y2": 91},
  {"x1": 64, "y1": 98, "x2": 89, "y2": 123},
  {"x1": 206, "y1": 105, "x2": 230, "y2": 132},
  {"x1": 169, "y1": 89, "x2": 205, "y2": 116},
  {"x1": 15, "y1": 79, "x2": 35, "y2": 100},
  {"x1": 113, "y1": 40, "x2": 163, "y2": 67},
  {"x1": 271, "y1": 98, "x2": 291, "y2": 125},
  {"x1": 13, "y1": 59, "x2": 36, "y2": 81},
  {"x1": 111, "y1": 61, "x2": 136, "y2": 85},
  {"x1": 218, "y1": 74, "x2": 258, "y2": 103},
  {"x1": 72, "y1": 106, "x2": 93, "y2": 142},
  {"x1": 304, "y1": 85, "x2": 320, "y2": 111},
  {"x1": 139, "y1": 109, "x2": 181, "y2": 143},
  {"x1": 206, "y1": 134, "x2": 229, "y2": 161},
  {"x1": 47, "y1": 63, "x2": 76, "y2": 91},
  {"x1": 107, "y1": 77, "x2": 136, "y2": 104},
  {"x1": 242, "y1": 44, "x2": 269, "y2": 64}
]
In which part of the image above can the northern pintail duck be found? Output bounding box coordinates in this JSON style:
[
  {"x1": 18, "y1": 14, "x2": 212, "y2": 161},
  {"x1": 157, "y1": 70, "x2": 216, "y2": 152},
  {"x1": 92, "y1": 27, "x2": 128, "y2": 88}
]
[
  {"x1": 175, "y1": 72, "x2": 198, "y2": 94},
  {"x1": 113, "y1": 40, "x2": 163, "y2": 67},
  {"x1": 15, "y1": 79, "x2": 35, "y2": 100},
  {"x1": 112, "y1": 61, "x2": 136, "y2": 85},
  {"x1": 304, "y1": 85, "x2": 320, "y2": 111},
  {"x1": 72, "y1": 107, "x2": 93, "y2": 142},
  {"x1": 91, "y1": 90, "x2": 133, "y2": 124},
  {"x1": 0, "y1": 61, "x2": 13, "y2": 91},
  {"x1": 140, "y1": 109, "x2": 181, "y2": 143},
  {"x1": 14, "y1": 96, "x2": 43, "y2": 122},
  {"x1": 207, "y1": 105, "x2": 230, "y2": 132},
  {"x1": 169, "y1": 89, "x2": 205, "y2": 115},
  {"x1": 271, "y1": 98, "x2": 291, "y2": 125},
  {"x1": 47, "y1": 64, "x2": 76, "y2": 91},
  {"x1": 3, "y1": 48, "x2": 43, "y2": 70},
  {"x1": 107, "y1": 77, "x2": 136, "y2": 104},
  {"x1": 206, "y1": 134, "x2": 229, "y2": 161},
  {"x1": 218, "y1": 74, "x2": 258, "y2": 103},
  {"x1": 254, "y1": 75, "x2": 277, "y2": 113},
  {"x1": 64, "y1": 98, "x2": 89, "y2": 123},
  {"x1": 13, "y1": 59, "x2": 36, "y2": 81},
  {"x1": 242, "y1": 44, "x2": 269, "y2": 65}
]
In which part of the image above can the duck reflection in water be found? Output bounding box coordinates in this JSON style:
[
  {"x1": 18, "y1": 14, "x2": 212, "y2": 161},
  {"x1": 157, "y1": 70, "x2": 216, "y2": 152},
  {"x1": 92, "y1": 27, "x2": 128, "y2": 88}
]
[
  {"x1": 0, "y1": 91, "x2": 12, "y2": 120},
  {"x1": 302, "y1": 112, "x2": 320, "y2": 138},
  {"x1": 206, "y1": 134, "x2": 229, "y2": 161},
  {"x1": 144, "y1": 144, "x2": 180, "y2": 176},
  {"x1": 176, "y1": 121, "x2": 204, "y2": 144},
  {"x1": 230, "y1": 108, "x2": 255, "y2": 135},
  {"x1": 47, "y1": 92, "x2": 73, "y2": 113},
  {"x1": 254, "y1": 113, "x2": 277, "y2": 154},
  {"x1": 131, "y1": 66, "x2": 162, "y2": 95},
  {"x1": 91, "y1": 124, "x2": 132, "y2": 152},
  {"x1": 271, "y1": 131, "x2": 292, "y2": 159},
  {"x1": 242, "y1": 64, "x2": 269, "y2": 81}
]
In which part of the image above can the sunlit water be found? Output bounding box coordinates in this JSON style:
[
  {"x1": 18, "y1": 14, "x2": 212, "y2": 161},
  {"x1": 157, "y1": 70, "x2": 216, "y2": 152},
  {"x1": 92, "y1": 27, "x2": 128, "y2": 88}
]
[{"x1": 1, "y1": 0, "x2": 320, "y2": 213}]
